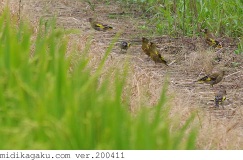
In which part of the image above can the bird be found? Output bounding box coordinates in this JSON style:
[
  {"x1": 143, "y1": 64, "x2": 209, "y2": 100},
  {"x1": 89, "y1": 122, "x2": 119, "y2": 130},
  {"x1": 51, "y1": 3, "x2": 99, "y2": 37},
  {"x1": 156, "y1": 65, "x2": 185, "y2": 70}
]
[
  {"x1": 215, "y1": 86, "x2": 227, "y2": 108},
  {"x1": 148, "y1": 42, "x2": 168, "y2": 66},
  {"x1": 88, "y1": 18, "x2": 113, "y2": 31},
  {"x1": 119, "y1": 41, "x2": 131, "y2": 52},
  {"x1": 201, "y1": 28, "x2": 222, "y2": 48},
  {"x1": 142, "y1": 37, "x2": 151, "y2": 57},
  {"x1": 195, "y1": 69, "x2": 225, "y2": 87}
]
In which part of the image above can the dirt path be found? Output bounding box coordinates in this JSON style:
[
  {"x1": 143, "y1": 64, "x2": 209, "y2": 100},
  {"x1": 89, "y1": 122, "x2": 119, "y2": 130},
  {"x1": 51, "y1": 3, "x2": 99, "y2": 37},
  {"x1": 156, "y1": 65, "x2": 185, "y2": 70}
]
[{"x1": 9, "y1": 0, "x2": 243, "y2": 149}]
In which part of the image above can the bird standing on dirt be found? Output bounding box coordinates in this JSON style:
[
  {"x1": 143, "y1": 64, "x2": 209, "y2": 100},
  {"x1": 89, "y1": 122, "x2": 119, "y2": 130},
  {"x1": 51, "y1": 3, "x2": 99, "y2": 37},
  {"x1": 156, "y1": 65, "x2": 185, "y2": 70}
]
[
  {"x1": 215, "y1": 86, "x2": 227, "y2": 108},
  {"x1": 148, "y1": 42, "x2": 168, "y2": 66},
  {"x1": 89, "y1": 18, "x2": 113, "y2": 31},
  {"x1": 142, "y1": 37, "x2": 151, "y2": 57},
  {"x1": 201, "y1": 28, "x2": 222, "y2": 48},
  {"x1": 196, "y1": 69, "x2": 225, "y2": 87},
  {"x1": 119, "y1": 41, "x2": 131, "y2": 53}
]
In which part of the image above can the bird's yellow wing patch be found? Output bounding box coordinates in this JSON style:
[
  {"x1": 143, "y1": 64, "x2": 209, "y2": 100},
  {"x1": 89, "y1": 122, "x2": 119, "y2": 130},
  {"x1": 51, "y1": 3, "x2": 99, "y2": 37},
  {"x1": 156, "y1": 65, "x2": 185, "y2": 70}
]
[
  {"x1": 95, "y1": 23, "x2": 105, "y2": 29},
  {"x1": 208, "y1": 38, "x2": 216, "y2": 45},
  {"x1": 205, "y1": 77, "x2": 212, "y2": 81},
  {"x1": 155, "y1": 50, "x2": 158, "y2": 55},
  {"x1": 222, "y1": 96, "x2": 226, "y2": 101}
]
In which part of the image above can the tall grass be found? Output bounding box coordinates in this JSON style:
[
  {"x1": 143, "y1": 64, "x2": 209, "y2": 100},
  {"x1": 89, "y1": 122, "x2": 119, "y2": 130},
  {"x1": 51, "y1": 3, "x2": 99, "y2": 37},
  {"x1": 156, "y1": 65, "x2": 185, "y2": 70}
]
[
  {"x1": 118, "y1": 0, "x2": 243, "y2": 38},
  {"x1": 0, "y1": 8, "x2": 197, "y2": 149}
]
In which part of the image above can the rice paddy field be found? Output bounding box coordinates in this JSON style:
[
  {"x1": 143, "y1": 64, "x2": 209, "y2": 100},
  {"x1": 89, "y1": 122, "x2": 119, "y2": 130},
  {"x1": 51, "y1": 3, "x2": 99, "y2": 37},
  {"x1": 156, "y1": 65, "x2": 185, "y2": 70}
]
[{"x1": 0, "y1": 0, "x2": 242, "y2": 149}]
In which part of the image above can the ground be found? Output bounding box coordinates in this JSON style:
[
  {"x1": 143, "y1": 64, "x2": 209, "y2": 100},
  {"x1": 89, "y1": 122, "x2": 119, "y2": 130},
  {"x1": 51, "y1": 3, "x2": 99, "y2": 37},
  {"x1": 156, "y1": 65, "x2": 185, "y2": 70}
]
[{"x1": 3, "y1": 0, "x2": 243, "y2": 149}]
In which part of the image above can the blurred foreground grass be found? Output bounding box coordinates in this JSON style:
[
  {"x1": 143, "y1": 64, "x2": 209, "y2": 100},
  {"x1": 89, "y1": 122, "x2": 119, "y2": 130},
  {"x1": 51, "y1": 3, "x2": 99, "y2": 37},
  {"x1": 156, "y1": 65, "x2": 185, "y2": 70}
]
[{"x1": 0, "y1": 8, "x2": 197, "y2": 149}]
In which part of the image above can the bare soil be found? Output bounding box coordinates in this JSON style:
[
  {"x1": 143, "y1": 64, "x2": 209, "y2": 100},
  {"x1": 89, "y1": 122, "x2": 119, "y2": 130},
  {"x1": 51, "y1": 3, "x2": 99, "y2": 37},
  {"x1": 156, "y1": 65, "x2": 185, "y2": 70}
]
[{"x1": 4, "y1": 0, "x2": 243, "y2": 149}]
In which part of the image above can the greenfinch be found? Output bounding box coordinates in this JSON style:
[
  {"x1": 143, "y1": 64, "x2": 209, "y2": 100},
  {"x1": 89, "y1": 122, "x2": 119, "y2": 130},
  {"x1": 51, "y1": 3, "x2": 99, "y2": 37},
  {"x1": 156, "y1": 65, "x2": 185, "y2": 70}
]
[
  {"x1": 215, "y1": 86, "x2": 227, "y2": 108},
  {"x1": 201, "y1": 29, "x2": 222, "y2": 48},
  {"x1": 89, "y1": 18, "x2": 113, "y2": 31},
  {"x1": 142, "y1": 37, "x2": 151, "y2": 57},
  {"x1": 119, "y1": 41, "x2": 131, "y2": 52},
  {"x1": 196, "y1": 69, "x2": 225, "y2": 87},
  {"x1": 148, "y1": 42, "x2": 168, "y2": 66}
]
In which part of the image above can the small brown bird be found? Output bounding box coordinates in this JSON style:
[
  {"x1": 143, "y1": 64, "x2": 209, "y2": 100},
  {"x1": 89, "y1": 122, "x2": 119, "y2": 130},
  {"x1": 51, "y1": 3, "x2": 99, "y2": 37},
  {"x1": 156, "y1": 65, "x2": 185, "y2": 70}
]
[
  {"x1": 215, "y1": 86, "x2": 227, "y2": 108},
  {"x1": 196, "y1": 69, "x2": 225, "y2": 87},
  {"x1": 148, "y1": 42, "x2": 168, "y2": 66},
  {"x1": 201, "y1": 28, "x2": 222, "y2": 48},
  {"x1": 142, "y1": 37, "x2": 151, "y2": 57},
  {"x1": 89, "y1": 18, "x2": 113, "y2": 31},
  {"x1": 119, "y1": 41, "x2": 131, "y2": 52}
]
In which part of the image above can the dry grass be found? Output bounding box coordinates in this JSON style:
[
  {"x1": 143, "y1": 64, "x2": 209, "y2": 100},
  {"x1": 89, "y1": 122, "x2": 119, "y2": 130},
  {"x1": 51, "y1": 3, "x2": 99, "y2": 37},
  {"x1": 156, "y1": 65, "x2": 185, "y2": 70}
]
[{"x1": 4, "y1": 0, "x2": 243, "y2": 149}]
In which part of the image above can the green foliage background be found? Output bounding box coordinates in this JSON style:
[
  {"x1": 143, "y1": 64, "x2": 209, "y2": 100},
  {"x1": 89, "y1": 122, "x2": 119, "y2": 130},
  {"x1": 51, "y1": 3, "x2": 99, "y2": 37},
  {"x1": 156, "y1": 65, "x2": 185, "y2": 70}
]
[{"x1": 118, "y1": 0, "x2": 243, "y2": 37}]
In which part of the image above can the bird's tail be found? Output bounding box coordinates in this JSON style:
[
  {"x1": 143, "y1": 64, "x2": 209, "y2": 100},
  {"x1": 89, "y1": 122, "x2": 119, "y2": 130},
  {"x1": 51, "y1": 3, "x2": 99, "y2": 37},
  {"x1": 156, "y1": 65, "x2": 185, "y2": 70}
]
[
  {"x1": 214, "y1": 101, "x2": 219, "y2": 107},
  {"x1": 193, "y1": 80, "x2": 202, "y2": 83},
  {"x1": 158, "y1": 54, "x2": 169, "y2": 66},
  {"x1": 127, "y1": 42, "x2": 131, "y2": 47},
  {"x1": 103, "y1": 25, "x2": 113, "y2": 30},
  {"x1": 163, "y1": 60, "x2": 169, "y2": 66},
  {"x1": 195, "y1": 80, "x2": 204, "y2": 83},
  {"x1": 195, "y1": 76, "x2": 210, "y2": 83},
  {"x1": 214, "y1": 41, "x2": 222, "y2": 48}
]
